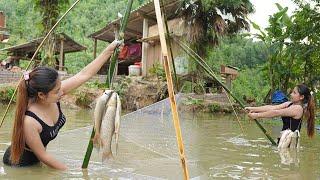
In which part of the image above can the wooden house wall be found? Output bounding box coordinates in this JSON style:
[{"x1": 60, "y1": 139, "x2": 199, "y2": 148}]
[
  {"x1": 0, "y1": 12, "x2": 5, "y2": 28},
  {"x1": 145, "y1": 18, "x2": 185, "y2": 75}
]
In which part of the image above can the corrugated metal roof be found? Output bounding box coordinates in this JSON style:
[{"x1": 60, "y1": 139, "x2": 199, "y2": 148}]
[{"x1": 88, "y1": 0, "x2": 180, "y2": 42}]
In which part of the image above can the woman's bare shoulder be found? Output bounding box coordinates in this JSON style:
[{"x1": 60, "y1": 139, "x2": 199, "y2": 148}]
[
  {"x1": 289, "y1": 103, "x2": 304, "y2": 111},
  {"x1": 287, "y1": 104, "x2": 304, "y2": 118},
  {"x1": 283, "y1": 101, "x2": 292, "y2": 107},
  {"x1": 23, "y1": 115, "x2": 42, "y2": 133}
]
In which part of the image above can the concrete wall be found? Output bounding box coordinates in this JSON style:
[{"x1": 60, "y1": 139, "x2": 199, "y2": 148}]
[{"x1": 0, "y1": 70, "x2": 109, "y2": 84}]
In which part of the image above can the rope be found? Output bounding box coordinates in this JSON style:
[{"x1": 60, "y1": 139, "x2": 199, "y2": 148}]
[{"x1": 222, "y1": 88, "x2": 245, "y2": 134}]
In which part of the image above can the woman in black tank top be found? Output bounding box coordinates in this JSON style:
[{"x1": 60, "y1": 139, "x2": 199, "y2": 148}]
[
  {"x1": 281, "y1": 103, "x2": 302, "y2": 132},
  {"x1": 245, "y1": 84, "x2": 315, "y2": 140},
  {"x1": 3, "y1": 102, "x2": 66, "y2": 166},
  {"x1": 2, "y1": 40, "x2": 121, "y2": 170}
]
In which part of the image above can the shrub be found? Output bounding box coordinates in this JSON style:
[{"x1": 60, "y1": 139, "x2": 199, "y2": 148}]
[
  {"x1": 209, "y1": 103, "x2": 221, "y2": 113},
  {"x1": 0, "y1": 86, "x2": 16, "y2": 103}
]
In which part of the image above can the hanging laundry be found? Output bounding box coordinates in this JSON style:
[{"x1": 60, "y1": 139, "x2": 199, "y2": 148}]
[
  {"x1": 127, "y1": 43, "x2": 142, "y2": 58},
  {"x1": 118, "y1": 43, "x2": 142, "y2": 61},
  {"x1": 118, "y1": 45, "x2": 129, "y2": 60}
]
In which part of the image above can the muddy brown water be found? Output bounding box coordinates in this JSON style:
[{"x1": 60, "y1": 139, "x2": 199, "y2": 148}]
[{"x1": 0, "y1": 104, "x2": 319, "y2": 179}]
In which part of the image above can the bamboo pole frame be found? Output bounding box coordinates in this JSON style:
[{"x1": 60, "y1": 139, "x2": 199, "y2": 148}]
[
  {"x1": 153, "y1": 0, "x2": 189, "y2": 179},
  {"x1": 159, "y1": 0, "x2": 179, "y2": 91},
  {"x1": 174, "y1": 38, "x2": 277, "y2": 145}
]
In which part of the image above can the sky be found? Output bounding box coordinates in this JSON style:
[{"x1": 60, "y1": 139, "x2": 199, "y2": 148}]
[{"x1": 248, "y1": 0, "x2": 297, "y2": 33}]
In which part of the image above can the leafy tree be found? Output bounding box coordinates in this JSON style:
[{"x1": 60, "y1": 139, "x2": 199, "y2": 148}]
[
  {"x1": 0, "y1": 0, "x2": 42, "y2": 44},
  {"x1": 177, "y1": 0, "x2": 255, "y2": 87},
  {"x1": 205, "y1": 35, "x2": 268, "y2": 72},
  {"x1": 32, "y1": 0, "x2": 70, "y2": 67},
  {"x1": 232, "y1": 67, "x2": 270, "y2": 104},
  {"x1": 287, "y1": 1, "x2": 320, "y2": 89},
  {"x1": 251, "y1": 1, "x2": 320, "y2": 97}
]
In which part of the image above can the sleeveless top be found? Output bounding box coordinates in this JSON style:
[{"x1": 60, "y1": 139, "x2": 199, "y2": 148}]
[
  {"x1": 281, "y1": 102, "x2": 303, "y2": 131},
  {"x1": 2, "y1": 102, "x2": 66, "y2": 166},
  {"x1": 25, "y1": 102, "x2": 66, "y2": 147}
]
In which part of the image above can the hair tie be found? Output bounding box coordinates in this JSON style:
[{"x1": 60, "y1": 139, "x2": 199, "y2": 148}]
[{"x1": 23, "y1": 70, "x2": 31, "y2": 81}]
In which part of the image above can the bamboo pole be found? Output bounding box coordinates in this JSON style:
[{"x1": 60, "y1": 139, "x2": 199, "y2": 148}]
[
  {"x1": 159, "y1": 0, "x2": 179, "y2": 91},
  {"x1": 0, "y1": 0, "x2": 81, "y2": 128},
  {"x1": 154, "y1": 0, "x2": 189, "y2": 179},
  {"x1": 59, "y1": 39, "x2": 64, "y2": 71},
  {"x1": 107, "y1": 0, "x2": 132, "y2": 87},
  {"x1": 81, "y1": 0, "x2": 134, "y2": 169},
  {"x1": 93, "y1": 38, "x2": 97, "y2": 59},
  {"x1": 174, "y1": 38, "x2": 277, "y2": 146}
]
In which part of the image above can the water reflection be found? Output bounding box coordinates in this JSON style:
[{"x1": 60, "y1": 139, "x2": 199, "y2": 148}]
[{"x1": 0, "y1": 104, "x2": 320, "y2": 178}]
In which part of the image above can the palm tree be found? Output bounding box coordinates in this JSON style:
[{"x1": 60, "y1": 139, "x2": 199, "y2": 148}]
[{"x1": 178, "y1": 0, "x2": 254, "y2": 56}]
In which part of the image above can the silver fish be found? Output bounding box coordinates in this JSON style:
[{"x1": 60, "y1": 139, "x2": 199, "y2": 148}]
[
  {"x1": 92, "y1": 90, "x2": 113, "y2": 149},
  {"x1": 114, "y1": 94, "x2": 121, "y2": 155},
  {"x1": 282, "y1": 131, "x2": 294, "y2": 148},
  {"x1": 278, "y1": 129, "x2": 301, "y2": 149},
  {"x1": 289, "y1": 130, "x2": 300, "y2": 149},
  {"x1": 100, "y1": 92, "x2": 117, "y2": 161},
  {"x1": 278, "y1": 129, "x2": 292, "y2": 149}
]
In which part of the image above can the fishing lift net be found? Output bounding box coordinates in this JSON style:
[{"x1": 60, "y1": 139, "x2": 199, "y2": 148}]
[{"x1": 48, "y1": 93, "x2": 207, "y2": 179}]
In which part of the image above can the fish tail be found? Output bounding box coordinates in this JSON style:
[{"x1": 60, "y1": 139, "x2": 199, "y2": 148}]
[
  {"x1": 115, "y1": 132, "x2": 119, "y2": 155},
  {"x1": 102, "y1": 151, "x2": 113, "y2": 161},
  {"x1": 92, "y1": 133, "x2": 100, "y2": 147}
]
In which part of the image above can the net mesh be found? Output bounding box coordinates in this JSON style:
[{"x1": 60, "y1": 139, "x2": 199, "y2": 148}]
[{"x1": 50, "y1": 93, "x2": 203, "y2": 179}]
